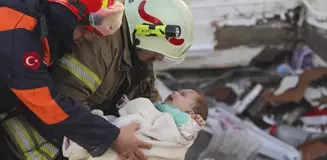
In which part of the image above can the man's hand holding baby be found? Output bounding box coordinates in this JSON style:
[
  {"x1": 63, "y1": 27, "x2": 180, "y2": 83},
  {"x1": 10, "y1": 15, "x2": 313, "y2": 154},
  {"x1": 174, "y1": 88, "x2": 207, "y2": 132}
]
[{"x1": 112, "y1": 123, "x2": 152, "y2": 160}]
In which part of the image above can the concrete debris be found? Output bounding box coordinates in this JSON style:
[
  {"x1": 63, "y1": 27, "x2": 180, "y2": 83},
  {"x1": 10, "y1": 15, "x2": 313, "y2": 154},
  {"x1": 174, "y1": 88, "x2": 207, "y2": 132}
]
[
  {"x1": 215, "y1": 21, "x2": 297, "y2": 50},
  {"x1": 155, "y1": 46, "x2": 327, "y2": 160},
  {"x1": 212, "y1": 86, "x2": 237, "y2": 105},
  {"x1": 262, "y1": 68, "x2": 327, "y2": 104},
  {"x1": 299, "y1": 139, "x2": 327, "y2": 160},
  {"x1": 152, "y1": 1, "x2": 327, "y2": 159}
]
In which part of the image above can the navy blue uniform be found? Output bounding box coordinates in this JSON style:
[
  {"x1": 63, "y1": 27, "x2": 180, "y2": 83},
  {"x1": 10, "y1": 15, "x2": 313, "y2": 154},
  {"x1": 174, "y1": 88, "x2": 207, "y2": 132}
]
[{"x1": 0, "y1": 0, "x2": 119, "y2": 157}]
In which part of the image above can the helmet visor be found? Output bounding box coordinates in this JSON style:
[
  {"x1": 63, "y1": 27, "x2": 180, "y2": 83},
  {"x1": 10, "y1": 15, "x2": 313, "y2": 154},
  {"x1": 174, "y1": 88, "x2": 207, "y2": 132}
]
[
  {"x1": 163, "y1": 55, "x2": 185, "y2": 64},
  {"x1": 89, "y1": 1, "x2": 124, "y2": 36}
]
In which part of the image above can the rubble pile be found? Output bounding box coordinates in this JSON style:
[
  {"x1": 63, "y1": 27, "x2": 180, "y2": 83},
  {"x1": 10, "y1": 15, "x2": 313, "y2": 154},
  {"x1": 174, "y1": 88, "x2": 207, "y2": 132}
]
[
  {"x1": 154, "y1": 1, "x2": 327, "y2": 159},
  {"x1": 156, "y1": 44, "x2": 327, "y2": 160}
]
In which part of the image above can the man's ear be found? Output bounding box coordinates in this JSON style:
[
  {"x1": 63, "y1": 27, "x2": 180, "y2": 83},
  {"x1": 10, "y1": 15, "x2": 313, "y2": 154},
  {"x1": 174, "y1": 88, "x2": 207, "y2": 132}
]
[{"x1": 73, "y1": 25, "x2": 86, "y2": 41}]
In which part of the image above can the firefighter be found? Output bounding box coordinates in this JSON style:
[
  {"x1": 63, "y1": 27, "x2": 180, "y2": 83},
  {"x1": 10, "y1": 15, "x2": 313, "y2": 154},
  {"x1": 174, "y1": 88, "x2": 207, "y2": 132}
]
[
  {"x1": 51, "y1": 0, "x2": 195, "y2": 158},
  {"x1": 52, "y1": 0, "x2": 195, "y2": 115},
  {"x1": 0, "y1": 0, "x2": 154, "y2": 159}
]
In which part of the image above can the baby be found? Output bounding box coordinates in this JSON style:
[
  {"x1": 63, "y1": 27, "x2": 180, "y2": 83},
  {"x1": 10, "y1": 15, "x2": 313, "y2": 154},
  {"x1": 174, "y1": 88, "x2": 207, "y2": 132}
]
[
  {"x1": 154, "y1": 89, "x2": 208, "y2": 139},
  {"x1": 63, "y1": 89, "x2": 208, "y2": 160}
]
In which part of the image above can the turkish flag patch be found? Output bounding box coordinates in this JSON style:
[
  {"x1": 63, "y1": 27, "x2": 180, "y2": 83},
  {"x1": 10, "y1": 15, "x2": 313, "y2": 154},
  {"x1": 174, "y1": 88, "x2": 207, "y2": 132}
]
[{"x1": 23, "y1": 51, "x2": 41, "y2": 70}]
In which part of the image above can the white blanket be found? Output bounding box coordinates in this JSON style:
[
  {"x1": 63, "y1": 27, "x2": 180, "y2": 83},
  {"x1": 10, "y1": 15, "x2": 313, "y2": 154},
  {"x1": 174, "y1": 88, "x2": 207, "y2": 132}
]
[{"x1": 63, "y1": 98, "x2": 193, "y2": 160}]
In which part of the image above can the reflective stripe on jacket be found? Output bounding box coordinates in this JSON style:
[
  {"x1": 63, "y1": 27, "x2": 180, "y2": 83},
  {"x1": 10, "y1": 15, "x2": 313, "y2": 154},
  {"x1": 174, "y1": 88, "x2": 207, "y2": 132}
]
[
  {"x1": 0, "y1": 0, "x2": 120, "y2": 156},
  {"x1": 2, "y1": 115, "x2": 59, "y2": 160},
  {"x1": 52, "y1": 16, "x2": 162, "y2": 110}
]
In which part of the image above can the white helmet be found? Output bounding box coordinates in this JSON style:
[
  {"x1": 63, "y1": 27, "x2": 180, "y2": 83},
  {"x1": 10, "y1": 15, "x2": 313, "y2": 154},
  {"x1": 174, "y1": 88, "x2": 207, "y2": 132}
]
[{"x1": 124, "y1": 0, "x2": 194, "y2": 64}]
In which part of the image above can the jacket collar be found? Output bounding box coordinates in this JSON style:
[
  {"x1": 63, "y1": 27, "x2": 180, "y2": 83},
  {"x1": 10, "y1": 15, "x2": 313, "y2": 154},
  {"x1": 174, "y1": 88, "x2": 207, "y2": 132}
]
[{"x1": 118, "y1": 15, "x2": 133, "y2": 71}]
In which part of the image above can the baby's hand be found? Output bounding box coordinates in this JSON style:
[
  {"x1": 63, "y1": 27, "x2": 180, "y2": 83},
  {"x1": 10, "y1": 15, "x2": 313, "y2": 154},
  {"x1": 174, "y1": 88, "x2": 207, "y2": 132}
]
[{"x1": 191, "y1": 114, "x2": 206, "y2": 127}]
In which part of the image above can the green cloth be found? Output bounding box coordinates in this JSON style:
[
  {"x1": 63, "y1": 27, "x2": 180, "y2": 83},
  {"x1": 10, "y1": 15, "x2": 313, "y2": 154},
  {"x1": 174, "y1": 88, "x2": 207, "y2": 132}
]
[{"x1": 154, "y1": 102, "x2": 190, "y2": 128}]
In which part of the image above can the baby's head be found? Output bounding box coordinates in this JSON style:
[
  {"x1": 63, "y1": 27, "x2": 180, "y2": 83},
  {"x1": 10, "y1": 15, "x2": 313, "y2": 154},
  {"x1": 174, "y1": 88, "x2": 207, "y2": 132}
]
[{"x1": 164, "y1": 89, "x2": 208, "y2": 120}]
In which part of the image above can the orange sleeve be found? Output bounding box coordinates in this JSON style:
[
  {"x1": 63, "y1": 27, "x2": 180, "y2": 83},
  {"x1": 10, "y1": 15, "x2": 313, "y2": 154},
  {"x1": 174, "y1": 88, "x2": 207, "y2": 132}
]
[
  {"x1": 1, "y1": 3, "x2": 120, "y2": 157},
  {"x1": 11, "y1": 87, "x2": 69, "y2": 124}
]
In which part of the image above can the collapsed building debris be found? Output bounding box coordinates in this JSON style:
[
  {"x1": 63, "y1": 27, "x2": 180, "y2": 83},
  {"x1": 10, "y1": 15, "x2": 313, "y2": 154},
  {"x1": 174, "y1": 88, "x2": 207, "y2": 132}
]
[
  {"x1": 156, "y1": 59, "x2": 327, "y2": 160},
  {"x1": 153, "y1": 0, "x2": 327, "y2": 160}
]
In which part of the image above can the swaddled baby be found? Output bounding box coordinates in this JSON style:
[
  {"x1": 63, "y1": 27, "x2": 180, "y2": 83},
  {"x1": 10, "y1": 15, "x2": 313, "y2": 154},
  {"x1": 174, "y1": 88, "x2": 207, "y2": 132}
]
[
  {"x1": 153, "y1": 89, "x2": 207, "y2": 140},
  {"x1": 63, "y1": 89, "x2": 208, "y2": 160}
]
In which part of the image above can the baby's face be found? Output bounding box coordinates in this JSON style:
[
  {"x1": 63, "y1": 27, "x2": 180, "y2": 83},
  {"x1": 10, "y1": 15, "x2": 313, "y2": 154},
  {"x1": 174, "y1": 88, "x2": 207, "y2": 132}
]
[{"x1": 164, "y1": 89, "x2": 199, "y2": 112}]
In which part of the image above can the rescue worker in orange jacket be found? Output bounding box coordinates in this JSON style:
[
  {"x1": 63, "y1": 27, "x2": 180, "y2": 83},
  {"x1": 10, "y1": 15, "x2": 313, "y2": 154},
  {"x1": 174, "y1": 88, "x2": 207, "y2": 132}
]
[{"x1": 0, "y1": 0, "x2": 152, "y2": 159}]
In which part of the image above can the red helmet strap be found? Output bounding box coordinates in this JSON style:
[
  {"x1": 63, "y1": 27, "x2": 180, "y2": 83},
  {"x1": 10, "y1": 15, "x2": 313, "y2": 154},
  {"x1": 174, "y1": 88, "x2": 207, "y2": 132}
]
[{"x1": 67, "y1": 0, "x2": 87, "y2": 19}]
